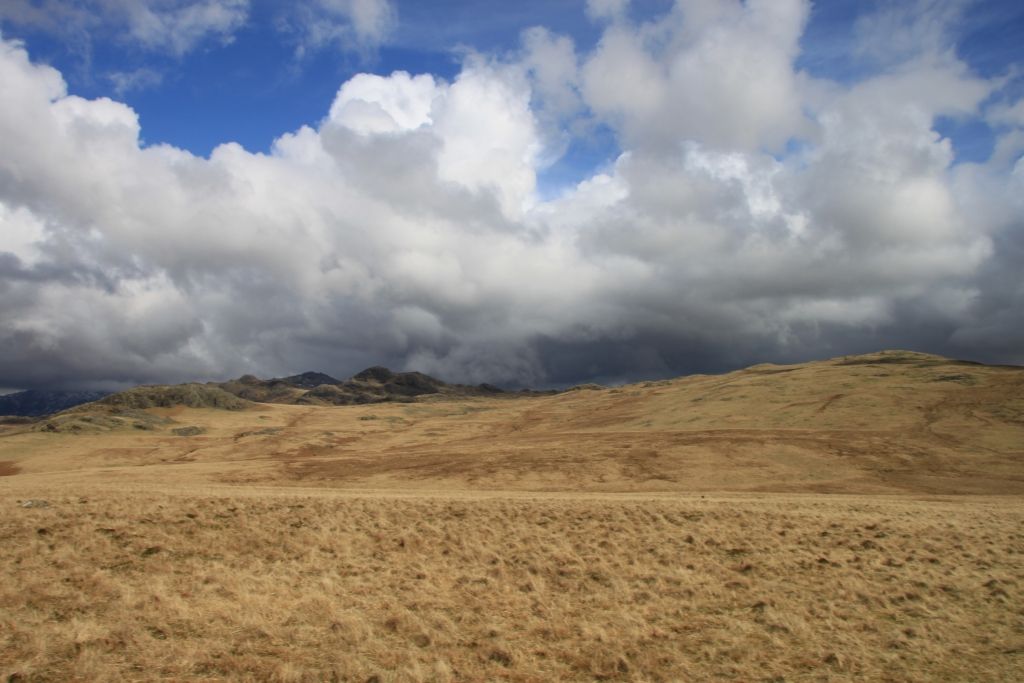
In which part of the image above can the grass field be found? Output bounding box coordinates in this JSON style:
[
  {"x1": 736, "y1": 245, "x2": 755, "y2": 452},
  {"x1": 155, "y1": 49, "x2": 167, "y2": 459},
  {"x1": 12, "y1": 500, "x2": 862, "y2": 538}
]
[
  {"x1": 2, "y1": 351, "x2": 1023, "y2": 681},
  {"x1": 3, "y1": 487, "x2": 1022, "y2": 682}
]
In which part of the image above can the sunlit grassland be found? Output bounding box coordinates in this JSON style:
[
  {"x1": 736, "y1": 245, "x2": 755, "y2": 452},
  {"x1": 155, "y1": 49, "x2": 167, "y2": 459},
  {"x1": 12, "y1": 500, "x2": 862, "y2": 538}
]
[{"x1": 2, "y1": 487, "x2": 1022, "y2": 682}]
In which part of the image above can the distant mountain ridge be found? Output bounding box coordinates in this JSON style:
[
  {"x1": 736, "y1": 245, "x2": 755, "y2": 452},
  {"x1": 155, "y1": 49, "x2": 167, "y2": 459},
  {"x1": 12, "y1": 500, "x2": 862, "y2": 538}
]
[
  {"x1": 0, "y1": 366, "x2": 515, "y2": 419},
  {"x1": 219, "y1": 365, "x2": 510, "y2": 406},
  {"x1": 13, "y1": 366, "x2": 533, "y2": 433},
  {"x1": 0, "y1": 390, "x2": 111, "y2": 417}
]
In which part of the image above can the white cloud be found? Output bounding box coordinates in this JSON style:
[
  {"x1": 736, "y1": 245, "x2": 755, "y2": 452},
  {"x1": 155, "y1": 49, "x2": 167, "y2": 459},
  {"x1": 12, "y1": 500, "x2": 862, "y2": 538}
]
[
  {"x1": 329, "y1": 71, "x2": 438, "y2": 135},
  {"x1": 989, "y1": 98, "x2": 1024, "y2": 128},
  {"x1": 345, "y1": 0, "x2": 396, "y2": 45},
  {"x1": 0, "y1": 0, "x2": 250, "y2": 56},
  {"x1": 120, "y1": 0, "x2": 249, "y2": 56},
  {"x1": 987, "y1": 98, "x2": 1024, "y2": 168},
  {"x1": 0, "y1": 203, "x2": 47, "y2": 266},
  {"x1": 520, "y1": 27, "x2": 581, "y2": 121},
  {"x1": 1, "y1": 0, "x2": 1022, "y2": 391},
  {"x1": 852, "y1": 0, "x2": 967, "y2": 66},
  {"x1": 283, "y1": 0, "x2": 396, "y2": 58},
  {"x1": 586, "y1": 0, "x2": 629, "y2": 22},
  {"x1": 432, "y1": 61, "x2": 542, "y2": 220},
  {"x1": 106, "y1": 67, "x2": 164, "y2": 96}
]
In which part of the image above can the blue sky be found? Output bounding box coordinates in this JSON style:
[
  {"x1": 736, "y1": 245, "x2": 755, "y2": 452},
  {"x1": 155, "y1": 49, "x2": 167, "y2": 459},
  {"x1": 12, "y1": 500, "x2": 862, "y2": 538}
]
[{"x1": 1, "y1": 0, "x2": 1023, "y2": 390}]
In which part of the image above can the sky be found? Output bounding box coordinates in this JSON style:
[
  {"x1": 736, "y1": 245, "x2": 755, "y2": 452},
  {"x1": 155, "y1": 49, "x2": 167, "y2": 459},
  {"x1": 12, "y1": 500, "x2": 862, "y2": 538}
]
[{"x1": 0, "y1": 0, "x2": 1023, "y2": 392}]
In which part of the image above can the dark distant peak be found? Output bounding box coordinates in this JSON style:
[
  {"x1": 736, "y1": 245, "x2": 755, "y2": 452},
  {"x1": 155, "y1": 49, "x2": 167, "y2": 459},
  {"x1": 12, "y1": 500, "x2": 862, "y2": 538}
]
[
  {"x1": 236, "y1": 374, "x2": 263, "y2": 385},
  {"x1": 477, "y1": 383, "x2": 504, "y2": 394},
  {"x1": 353, "y1": 366, "x2": 395, "y2": 383},
  {"x1": 279, "y1": 371, "x2": 340, "y2": 388}
]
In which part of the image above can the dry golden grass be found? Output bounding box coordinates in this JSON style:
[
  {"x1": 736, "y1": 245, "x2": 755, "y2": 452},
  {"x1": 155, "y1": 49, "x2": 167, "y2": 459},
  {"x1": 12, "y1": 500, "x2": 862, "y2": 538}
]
[
  {"x1": 2, "y1": 487, "x2": 1023, "y2": 682},
  {"x1": 1, "y1": 351, "x2": 1023, "y2": 680}
]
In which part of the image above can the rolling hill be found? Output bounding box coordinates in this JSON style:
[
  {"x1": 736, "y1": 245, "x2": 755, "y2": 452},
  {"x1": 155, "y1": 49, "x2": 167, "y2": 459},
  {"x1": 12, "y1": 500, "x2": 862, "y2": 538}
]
[{"x1": 1, "y1": 349, "x2": 1021, "y2": 494}]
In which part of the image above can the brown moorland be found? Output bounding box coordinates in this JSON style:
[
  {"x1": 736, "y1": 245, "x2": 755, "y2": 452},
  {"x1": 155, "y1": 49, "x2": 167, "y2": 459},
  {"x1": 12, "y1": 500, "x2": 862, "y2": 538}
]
[{"x1": 1, "y1": 350, "x2": 1023, "y2": 681}]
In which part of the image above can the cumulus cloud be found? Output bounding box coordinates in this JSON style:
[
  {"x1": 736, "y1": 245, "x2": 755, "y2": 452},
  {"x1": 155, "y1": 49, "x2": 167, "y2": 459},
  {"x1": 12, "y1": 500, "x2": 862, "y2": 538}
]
[{"x1": 1, "y1": 0, "x2": 1022, "y2": 391}]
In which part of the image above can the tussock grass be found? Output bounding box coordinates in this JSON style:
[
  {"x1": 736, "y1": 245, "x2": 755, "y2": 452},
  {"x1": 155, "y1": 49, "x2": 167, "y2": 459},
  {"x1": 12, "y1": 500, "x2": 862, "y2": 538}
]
[{"x1": 2, "y1": 489, "x2": 1022, "y2": 682}]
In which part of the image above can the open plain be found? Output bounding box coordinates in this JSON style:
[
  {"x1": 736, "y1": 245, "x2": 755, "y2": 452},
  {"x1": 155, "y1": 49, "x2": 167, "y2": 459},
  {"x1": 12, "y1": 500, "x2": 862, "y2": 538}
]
[{"x1": 2, "y1": 351, "x2": 1023, "y2": 681}]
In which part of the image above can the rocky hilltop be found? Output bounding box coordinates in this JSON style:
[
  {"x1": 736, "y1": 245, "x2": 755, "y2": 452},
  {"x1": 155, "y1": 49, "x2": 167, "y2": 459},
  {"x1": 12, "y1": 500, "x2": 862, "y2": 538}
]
[
  {"x1": 99, "y1": 384, "x2": 251, "y2": 411},
  {"x1": 217, "y1": 366, "x2": 509, "y2": 406}
]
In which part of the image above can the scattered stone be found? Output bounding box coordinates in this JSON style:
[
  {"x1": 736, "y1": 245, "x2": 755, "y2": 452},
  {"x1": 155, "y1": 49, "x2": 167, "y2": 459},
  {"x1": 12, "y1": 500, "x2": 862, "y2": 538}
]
[
  {"x1": 18, "y1": 499, "x2": 49, "y2": 508},
  {"x1": 172, "y1": 426, "x2": 205, "y2": 437}
]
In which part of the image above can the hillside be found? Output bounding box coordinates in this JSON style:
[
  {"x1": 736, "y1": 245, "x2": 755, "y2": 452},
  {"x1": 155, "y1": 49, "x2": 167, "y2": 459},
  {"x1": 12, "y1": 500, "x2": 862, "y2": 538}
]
[{"x1": 1, "y1": 350, "x2": 1021, "y2": 494}]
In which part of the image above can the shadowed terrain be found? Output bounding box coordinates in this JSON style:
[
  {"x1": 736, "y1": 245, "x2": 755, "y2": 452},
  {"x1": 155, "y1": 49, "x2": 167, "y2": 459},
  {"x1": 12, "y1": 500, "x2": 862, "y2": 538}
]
[{"x1": 2, "y1": 350, "x2": 1023, "y2": 681}]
